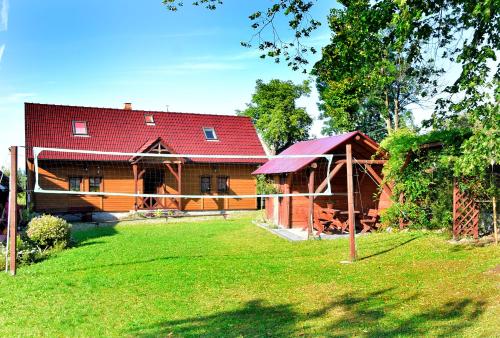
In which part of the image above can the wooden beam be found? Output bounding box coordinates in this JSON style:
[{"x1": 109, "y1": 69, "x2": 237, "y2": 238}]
[
  {"x1": 315, "y1": 162, "x2": 345, "y2": 194},
  {"x1": 26, "y1": 159, "x2": 35, "y2": 213},
  {"x1": 364, "y1": 164, "x2": 392, "y2": 197},
  {"x1": 336, "y1": 159, "x2": 387, "y2": 165},
  {"x1": 308, "y1": 167, "x2": 315, "y2": 236},
  {"x1": 177, "y1": 163, "x2": 183, "y2": 211},
  {"x1": 284, "y1": 173, "x2": 293, "y2": 228},
  {"x1": 346, "y1": 144, "x2": 356, "y2": 261},
  {"x1": 165, "y1": 163, "x2": 179, "y2": 181},
  {"x1": 138, "y1": 169, "x2": 146, "y2": 179},
  {"x1": 132, "y1": 164, "x2": 138, "y2": 211},
  {"x1": 9, "y1": 146, "x2": 18, "y2": 275}
]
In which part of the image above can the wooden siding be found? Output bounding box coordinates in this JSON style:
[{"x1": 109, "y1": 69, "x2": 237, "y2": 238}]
[
  {"x1": 265, "y1": 140, "x2": 392, "y2": 228},
  {"x1": 30, "y1": 161, "x2": 259, "y2": 212}
]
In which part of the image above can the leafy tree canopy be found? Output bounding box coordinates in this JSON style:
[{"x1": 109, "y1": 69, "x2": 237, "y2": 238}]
[
  {"x1": 312, "y1": 0, "x2": 434, "y2": 141},
  {"x1": 238, "y1": 79, "x2": 312, "y2": 153}
]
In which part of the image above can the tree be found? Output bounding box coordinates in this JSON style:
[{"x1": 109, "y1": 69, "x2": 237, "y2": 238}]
[
  {"x1": 163, "y1": 1, "x2": 498, "y2": 129},
  {"x1": 238, "y1": 79, "x2": 312, "y2": 153},
  {"x1": 312, "y1": 0, "x2": 440, "y2": 140}
]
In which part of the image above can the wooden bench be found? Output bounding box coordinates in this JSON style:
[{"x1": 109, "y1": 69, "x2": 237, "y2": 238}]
[
  {"x1": 315, "y1": 208, "x2": 348, "y2": 235},
  {"x1": 360, "y1": 209, "x2": 380, "y2": 233}
]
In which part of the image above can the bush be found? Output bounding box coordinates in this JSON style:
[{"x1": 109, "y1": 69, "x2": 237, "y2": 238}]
[
  {"x1": 26, "y1": 215, "x2": 71, "y2": 249},
  {"x1": 0, "y1": 243, "x2": 5, "y2": 271}
]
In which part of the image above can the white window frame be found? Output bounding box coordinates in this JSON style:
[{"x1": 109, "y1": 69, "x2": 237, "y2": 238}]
[
  {"x1": 72, "y1": 121, "x2": 89, "y2": 137},
  {"x1": 203, "y1": 127, "x2": 218, "y2": 141}
]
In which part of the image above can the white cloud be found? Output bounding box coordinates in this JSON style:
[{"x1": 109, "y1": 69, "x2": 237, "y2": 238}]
[
  {"x1": 0, "y1": 44, "x2": 4, "y2": 63},
  {"x1": 0, "y1": 0, "x2": 8, "y2": 31}
]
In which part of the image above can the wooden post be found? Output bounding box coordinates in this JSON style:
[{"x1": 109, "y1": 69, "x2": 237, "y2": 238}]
[
  {"x1": 9, "y1": 146, "x2": 18, "y2": 275},
  {"x1": 132, "y1": 164, "x2": 138, "y2": 211},
  {"x1": 284, "y1": 173, "x2": 293, "y2": 228},
  {"x1": 177, "y1": 163, "x2": 183, "y2": 211},
  {"x1": 346, "y1": 144, "x2": 356, "y2": 261},
  {"x1": 308, "y1": 164, "x2": 317, "y2": 236}
]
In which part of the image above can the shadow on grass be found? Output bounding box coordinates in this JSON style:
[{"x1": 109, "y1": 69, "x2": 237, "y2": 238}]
[
  {"x1": 358, "y1": 234, "x2": 421, "y2": 261},
  {"x1": 72, "y1": 225, "x2": 118, "y2": 248},
  {"x1": 126, "y1": 288, "x2": 486, "y2": 337}
]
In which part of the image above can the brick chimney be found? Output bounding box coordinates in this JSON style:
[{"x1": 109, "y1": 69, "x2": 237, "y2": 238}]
[{"x1": 124, "y1": 102, "x2": 132, "y2": 110}]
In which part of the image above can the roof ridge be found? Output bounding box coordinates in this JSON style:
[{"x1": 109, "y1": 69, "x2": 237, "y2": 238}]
[{"x1": 25, "y1": 102, "x2": 252, "y2": 119}]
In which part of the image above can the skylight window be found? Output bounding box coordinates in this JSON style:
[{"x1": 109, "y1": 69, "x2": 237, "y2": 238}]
[
  {"x1": 145, "y1": 114, "x2": 155, "y2": 126},
  {"x1": 72, "y1": 121, "x2": 88, "y2": 136},
  {"x1": 203, "y1": 127, "x2": 218, "y2": 141}
]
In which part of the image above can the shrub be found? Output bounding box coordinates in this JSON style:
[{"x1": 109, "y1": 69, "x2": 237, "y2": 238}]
[
  {"x1": 26, "y1": 215, "x2": 71, "y2": 249},
  {"x1": 0, "y1": 243, "x2": 5, "y2": 271}
]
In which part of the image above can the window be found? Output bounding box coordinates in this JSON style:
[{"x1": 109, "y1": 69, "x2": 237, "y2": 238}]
[
  {"x1": 217, "y1": 176, "x2": 229, "y2": 193},
  {"x1": 89, "y1": 177, "x2": 102, "y2": 192},
  {"x1": 72, "y1": 121, "x2": 88, "y2": 136},
  {"x1": 144, "y1": 114, "x2": 155, "y2": 126},
  {"x1": 200, "y1": 176, "x2": 211, "y2": 193},
  {"x1": 69, "y1": 177, "x2": 82, "y2": 191},
  {"x1": 203, "y1": 127, "x2": 218, "y2": 141}
]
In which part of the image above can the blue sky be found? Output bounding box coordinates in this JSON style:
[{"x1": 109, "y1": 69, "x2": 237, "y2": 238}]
[{"x1": 0, "y1": 0, "x2": 440, "y2": 168}]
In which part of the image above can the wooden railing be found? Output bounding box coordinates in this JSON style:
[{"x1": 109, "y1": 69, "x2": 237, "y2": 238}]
[{"x1": 138, "y1": 197, "x2": 164, "y2": 210}]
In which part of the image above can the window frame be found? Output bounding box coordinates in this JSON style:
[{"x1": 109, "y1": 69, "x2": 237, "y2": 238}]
[
  {"x1": 203, "y1": 127, "x2": 218, "y2": 141},
  {"x1": 72, "y1": 121, "x2": 89, "y2": 136},
  {"x1": 89, "y1": 177, "x2": 102, "y2": 192},
  {"x1": 144, "y1": 114, "x2": 155, "y2": 126},
  {"x1": 200, "y1": 175, "x2": 212, "y2": 193},
  {"x1": 69, "y1": 177, "x2": 83, "y2": 192},
  {"x1": 217, "y1": 176, "x2": 229, "y2": 194}
]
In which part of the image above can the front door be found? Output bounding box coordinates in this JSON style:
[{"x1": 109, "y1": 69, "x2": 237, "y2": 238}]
[{"x1": 142, "y1": 169, "x2": 165, "y2": 208}]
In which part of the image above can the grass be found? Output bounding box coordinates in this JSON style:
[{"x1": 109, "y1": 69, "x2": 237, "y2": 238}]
[{"x1": 0, "y1": 214, "x2": 498, "y2": 337}]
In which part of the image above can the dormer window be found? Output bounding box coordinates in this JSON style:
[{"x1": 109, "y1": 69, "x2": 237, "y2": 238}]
[
  {"x1": 72, "y1": 121, "x2": 88, "y2": 136},
  {"x1": 145, "y1": 114, "x2": 155, "y2": 126},
  {"x1": 203, "y1": 127, "x2": 218, "y2": 141}
]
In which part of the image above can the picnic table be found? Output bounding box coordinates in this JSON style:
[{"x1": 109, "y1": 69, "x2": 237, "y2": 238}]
[{"x1": 315, "y1": 208, "x2": 360, "y2": 235}]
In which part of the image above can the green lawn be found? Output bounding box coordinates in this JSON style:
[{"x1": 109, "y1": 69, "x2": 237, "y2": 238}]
[{"x1": 0, "y1": 215, "x2": 498, "y2": 337}]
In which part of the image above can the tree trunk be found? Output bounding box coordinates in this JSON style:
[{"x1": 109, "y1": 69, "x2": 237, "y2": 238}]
[
  {"x1": 394, "y1": 82, "x2": 400, "y2": 131},
  {"x1": 384, "y1": 90, "x2": 392, "y2": 133},
  {"x1": 394, "y1": 97, "x2": 399, "y2": 131}
]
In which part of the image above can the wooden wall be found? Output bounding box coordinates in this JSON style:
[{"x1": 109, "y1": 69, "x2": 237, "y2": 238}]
[
  {"x1": 265, "y1": 140, "x2": 392, "y2": 228},
  {"x1": 29, "y1": 161, "x2": 259, "y2": 212},
  {"x1": 287, "y1": 165, "x2": 389, "y2": 228}
]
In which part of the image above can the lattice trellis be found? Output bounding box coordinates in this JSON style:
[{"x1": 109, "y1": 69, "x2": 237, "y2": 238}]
[{"x1": 453, "y1": 181, "x2": 479, "y2": 239}]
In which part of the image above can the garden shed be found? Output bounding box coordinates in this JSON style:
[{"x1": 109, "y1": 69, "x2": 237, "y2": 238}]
[{"x1": 254, "y1": 131, "x2": 392, "y2": 233}]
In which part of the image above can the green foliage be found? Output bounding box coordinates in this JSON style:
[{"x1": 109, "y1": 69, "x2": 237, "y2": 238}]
[
  {"x1": 256, "y1": 175, "x2": 279, "y2": 195},
  {"x1": 0, "y1": 243, "x2": 5, "y2": 271},
  {"x1": 16, "y1": 236, "x2": 45, "y2": 266},
  {"x1": 380, "y1": 127, "x2": 496, "y2": 229},
  {"x1": 26, "y1": 215, "x2": 71, "y2": 250},
  {"x1": 0, "y1": 167, "x2": 27, "y2": 191},
  {"x1": 163, "y1": 0, "x2": 321, "y2": 71},
  {"x1": 238, "y1": 79, "x2": 312, "y2": 153},
  {"x1": 312, "y1": 0, "x2": 438, "y2": 140}
]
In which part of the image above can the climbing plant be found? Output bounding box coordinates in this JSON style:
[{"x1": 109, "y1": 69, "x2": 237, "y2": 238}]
[{"x1": 379, "y1": 128, "x2": 498, "y2": 230}]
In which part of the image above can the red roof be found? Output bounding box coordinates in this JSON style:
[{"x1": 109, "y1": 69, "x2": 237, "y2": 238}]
[
  {"x1": 25, "y1": 103, "x2": 266, "y2": 163},
  {"x1": 252, "y1": 131, "x2": 378, "y2": 174}
]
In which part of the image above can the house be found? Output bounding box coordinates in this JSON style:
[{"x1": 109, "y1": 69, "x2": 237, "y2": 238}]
[
  {"x1": 25, "y1": 103, "x2": 266, "y2": 213},
  {"x1": 253, "y1": 131, "x2": 392, "y2": 229}
]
